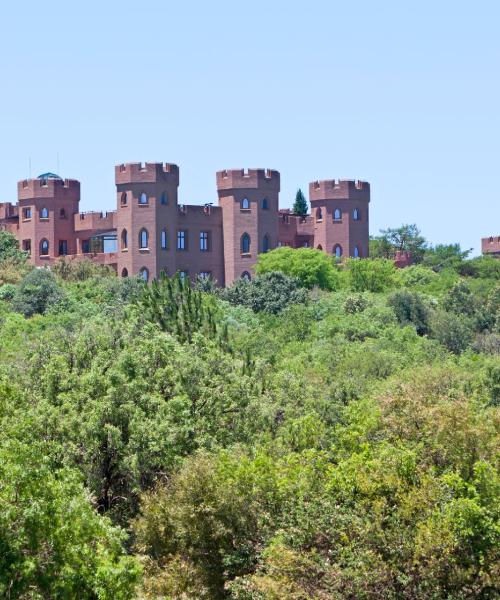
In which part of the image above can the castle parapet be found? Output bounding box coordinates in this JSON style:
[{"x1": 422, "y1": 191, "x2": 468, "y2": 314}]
[
  {"x1": 309, "y1": 179, "x2": 370, "y2": 202},
  {"x1": 18, "y1": 178, "x2": 80, "y2": 200},
  {"x1": 216, "y1": 168, "x2": 280, "y2": 191},
  {"x1": 115, "y1": 162, "x2": 179, "y2": 185}
]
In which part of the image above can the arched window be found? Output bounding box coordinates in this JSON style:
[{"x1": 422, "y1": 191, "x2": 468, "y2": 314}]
[
  {"x1": 334, "y1": 208, "x2": 341, "y2": 221},
  {"x1": 263, "y1": 234, "x2": 270, "y2": 253},
  {"x1": 317, "y1": 244, "x2": 323, "y2": 250},
  {"x1": 120, "y1": 192, "x2": 127, "y2": 206},
  {"x1": 353, "y1": 208, "x2": 360, "y2": 221},
  {"x1": 40, "y1": 207, "x2": 49, "y2": 219},
  {"x1": 160, "y1": 192, "x2": 168, "y2": 205},
  {"x1": 241, "y1": 198, "x2": 250, "y2": 210},
  {"x1": 241, "y1": 271, "x2": 251, "y2": 281},
  {"x1": 40, "y1": 238, "x2": 49, "y2": 256},
  {"x1": 334, "y1": 244, "x2": 343, "y2": 258},
  {"x1": 262, "y1": 198, "x2": 269, "y2": 210},
  {"x1": 354, "y1": 245, "x2": 361, "y2": 258},
  {"x1": 139, "y1": 228, "x2": 149, "y2": 249},
  {"x1": 241, "y1": 233, "x2": 251, "y2": 254},
  {"x1": 59, "y1": 208, "x2": 66, "y2": 219},
  {"x1": 121, "y1": 229, "x2": 128, "y2": 250},
  {"x1": 121, "y1": 268, "x2": 128, "y2": 277},
  {"x1": 316, "y1": 207, "x2": 323, "y2": 222},
  {"x1": 139, "y1": 267, "x2": 149, "y2": 282},
  {"x1": 161, "y1": 228, "x2": 167, "y2": 250},
  {"x1": 139, "y1": 192, "x2": 148, "y2": 205}
]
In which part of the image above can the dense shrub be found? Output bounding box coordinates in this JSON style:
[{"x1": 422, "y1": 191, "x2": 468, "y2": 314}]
[
  {"x1": 430, "y1": 310, "x2": 474, "y2": 354},
  {"x1": 12, "y1": 268, "x2": 65, "y2": 317},
  {"x1": 387, "y1": 290, "x2": 430, "y2": 334},
  {"x1": 221, "y1": 271, "x2": 308, "y2": 314},
  {"x1": 0, "y1": 230, "x2": 27, "y2": 262},
  {"x1": 347, "y1": 258, "x2": 398, "y2": 292},
  {"x1": 458, "y1": 255, "x2": 500, "y2": 279},
  {"x1": 398, "y1": 264, "x2": 437, "y2": 287},
  {"x1": 0, "y1": 283, "x2": 16, "y2": 301},
  {"x1": 343, "y1": 293, "x2": 369, "y2": 314},
  {"x1": 256, "y1": 247, "x2": 338, "y2": 290}
]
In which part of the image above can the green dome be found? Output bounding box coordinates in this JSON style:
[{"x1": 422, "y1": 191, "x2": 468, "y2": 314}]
[{"x1": 37, "y1": 172, "x2": 62, "y2": 180}]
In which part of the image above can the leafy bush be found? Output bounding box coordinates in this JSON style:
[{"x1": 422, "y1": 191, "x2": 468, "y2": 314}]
[
  {"x1": 398, "y1": 264, "x2": 438, "y2": 287},
  {"x1": 443, "y1": 281, "x2": 477, "y2": 317},
  {"x1": 343, "y1": 293, "x2": 369, "y2": 314},
  {"x1": 12, "y1": 268, "x2": 65, "y2": 317},
  {"x1": 0, "y1": 230, "x2": 27, "y2": 262},
  {"x1": 0, "y1": 283, "x2": 16, "y2": 301},
  {"x1": 458, "y1": 255, "x2": 500, "y2": 279},
  {"x1": 221, "y1": 271, "x2": 308, "y2": 314},
  {"x1": 430, "y1": 310, "x2": 474, "y2": 354},
  {"x1": 256, "y1": 247, "x2": 338, "y2": 290},
  {"x1": 347, "y1": 258, "x2": 398, "y2": 292},
  {"x1": 387, "y1": 290, "x2": 430, "y2": 335},
  {"x1": 52, "y1": 257, "x2": 116, "y2": 281}
]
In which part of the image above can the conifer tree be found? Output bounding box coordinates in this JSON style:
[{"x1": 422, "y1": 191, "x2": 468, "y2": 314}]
[{"x1": 292, "y1": 188, "x2": 308, "y2": 216}]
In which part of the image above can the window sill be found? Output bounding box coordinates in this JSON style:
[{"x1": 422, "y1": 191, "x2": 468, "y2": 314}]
[
  {"x1": 177, "y1": 248, "x2": 187, "y2": 252},
  {"x1": 240, "y1": 209, "x2": 251, "y2": 213},
  {"x1": 138, "y1": 203, "x2": 150, "y2": 207},
  {"x1": 139, "y1": 248, "x2": 150, "y2": 253},
  {"x1": 22, "y1": 219, "x2": 32, "y2": 223},
  {"x1": 316, "y1": 219, "x2": 323, "y2": 223},
  {"x1": 121, "y1": 248, "x2": 128, "y2": 252},
  {"x1": 333, "y1": 219, "x2": 342, "y2": 223},
  {"x1": 40, "y1": 218, "x2": 50, "y2": 222},
  {"x1": 40, "y1": 255, "x2": 50, "y2": 259},
  {"x1": 240, "y1": 253, "x2": 251, "y2": 258}
]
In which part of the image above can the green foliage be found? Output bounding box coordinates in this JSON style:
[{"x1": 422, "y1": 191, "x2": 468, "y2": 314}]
[
  {"x1": 347, "y1": 257, "x2": 398, "y2": 292},
  {"x1": 0, "y1": 283, "x2": 16, "y2": 301},
  {"x1": 137, "y1": 273, "x2": 220, "y2": 344},
  {"x1": 388, "y1": 290, "x2": 430, "y2": 334},
  {"x1": 52, "y1": 256, "x2": 117, "y2": 281},
  {"x1": 221, "y1": 271, "x2": 308, "y2": 314},
  {"x1": 256, "y1": 247, "x2": 338, "y2": 290},
  {"x1": 372, "y1": 223, "x2": 427, "y2": 262},
  {"x1": 422, "y1": 243, "x2": 471, "y2": 272},
  {"x1": 0, "y1": 230, "x2": 27, "y2": 262},
  {"x1": 459, "y1": 255, "x2": 500, "y2": 279},
  {"x1": 0, "y1": 428, "x2": 140, "y2": 598},
  {"x1": 0, "y1": 236, "x2": 499, "y2": 598},
  {"x1": 12, "y1": 268, "x2": 65, "y2": 317},
  {"x1": 292, "y1": 188, "x2": 308, "y2": 216}
]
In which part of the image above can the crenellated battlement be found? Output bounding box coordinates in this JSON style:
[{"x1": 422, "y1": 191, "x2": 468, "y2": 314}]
[
  {"x1": 216, "y1": 168, "x2": 280, "y2": 192},
  {"x1": 17, "y1": 178, "x2": 80, "y2": 200},
  {"x1": 309, "y1": 179, "x2": 370, "y2": 202},
  {"x1": 115, "y1": 162, "x2": 180, "y2": 186}
]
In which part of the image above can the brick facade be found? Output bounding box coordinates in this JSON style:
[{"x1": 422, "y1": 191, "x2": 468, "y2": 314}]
[
  {"x1": 482, "y1": 235, "x2": 500, "y2": 257},
  {"x1": 0, "y1": 164, "x2": 371, "y2": 285}
]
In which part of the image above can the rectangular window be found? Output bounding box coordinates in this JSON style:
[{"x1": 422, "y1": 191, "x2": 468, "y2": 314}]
[
  {"x1": 199, "y1": 231, "x2": 209, "y2": 252},
  {"x1": 82, "y1": 240, "x2": 90, "y2": 253},
  {"x1": 179, "y1": 270, "x2": 188, "y2": 280},
  {"x1": 22, "y1": 239, "x2": 31, "y2": 255},
  {"x1": 22, "y1": 207, "x2": 32, "y2": 220},
  {"x1": 59, "y1": 240, "x2": 68, "y2": 256},
  {"x1": 177, "y1": 230, "x2": 187, "y2": 250}
]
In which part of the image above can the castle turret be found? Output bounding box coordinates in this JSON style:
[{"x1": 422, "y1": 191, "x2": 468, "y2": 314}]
[
  {"x1": 17, "y1": 173, "x2": 80, "y2": 265},
  {"x1": 115, "y1": 162, "x2": 179, "y2": 280},
  {"x1": 309, "y1": 179, "x2": 370, "y2": 258},
  {"x1": 216, "y1": 168, "x2": 280, "y2": 284}
]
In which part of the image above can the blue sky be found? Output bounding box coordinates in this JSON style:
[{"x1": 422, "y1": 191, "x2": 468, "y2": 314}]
[{"x1": 1, "y1": 1, "x2": 498, "y2": 254}]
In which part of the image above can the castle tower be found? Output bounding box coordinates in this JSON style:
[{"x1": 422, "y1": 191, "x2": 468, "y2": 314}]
[
  {"x1": 309, "y1": 179, "x2": 370, "y2": 259},
  {"x1": 115, "y1": 162, "x2": 179, "y2": 280},
  {"x1": 17, "y1": 173, "x2": 80, "y2": 265},
  {"x1": 216, "y1": 168, "x2": 280, "y2": 284}
]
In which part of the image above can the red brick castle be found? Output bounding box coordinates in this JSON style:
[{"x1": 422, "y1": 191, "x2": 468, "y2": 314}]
[{"x1": 0, "y1": 163, "x2": 370, "y2": 285}]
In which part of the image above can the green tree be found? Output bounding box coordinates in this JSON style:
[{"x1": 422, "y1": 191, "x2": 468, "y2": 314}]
[
  {"x1": 0, "y1": 439, "x2": 140, "y2": 599},
  {"x1": 256, "y1": 247, "x2": 338, "y2": 290},
  {"x1": 12, "y1": 268, "x2": 65, "y2": 317},
  {"x1": 423, "y1": 243, "x2": 471, "y2": 272},
  {"x1": 221, "y1": 271, "x2": 308, "y2": 314},
  {"x1": 0, "y1": 230, "x2": 27, "y2": 262},
  {"x1": 347, "y1": 257, "x2": 398, "y2": 292},
  {"x1": 292, "y1": 188, "x2": 308, "y2": 216},
  {"x1": 388, "y1": 290, "x2": 430, "y2": 335},
  {"x1": 373, "y1": 224, "x2": 427, "y2": 263}
]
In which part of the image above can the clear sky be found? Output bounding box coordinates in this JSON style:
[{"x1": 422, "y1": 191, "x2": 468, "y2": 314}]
[{"x1": 1, "y1": 1, "x2": 498, "y2": 254}]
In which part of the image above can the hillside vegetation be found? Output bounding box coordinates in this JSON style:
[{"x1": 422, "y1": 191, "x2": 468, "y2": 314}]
[{"x1": 0, "y1": 229, "x2": 499, "y2": 599}]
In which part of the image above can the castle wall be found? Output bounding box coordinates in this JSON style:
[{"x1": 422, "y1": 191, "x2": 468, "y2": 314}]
[
  {"x1": 2, "y1": 164, "x2": 371, "y2": 282},
  {"x1": 482, "y1": 236, "x2": 500, "y2": 256}
]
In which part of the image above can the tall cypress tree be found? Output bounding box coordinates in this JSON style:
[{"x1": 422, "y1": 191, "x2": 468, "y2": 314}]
[{"x1": 292, "y1": 188, "x2": 308, "y2": 216}]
